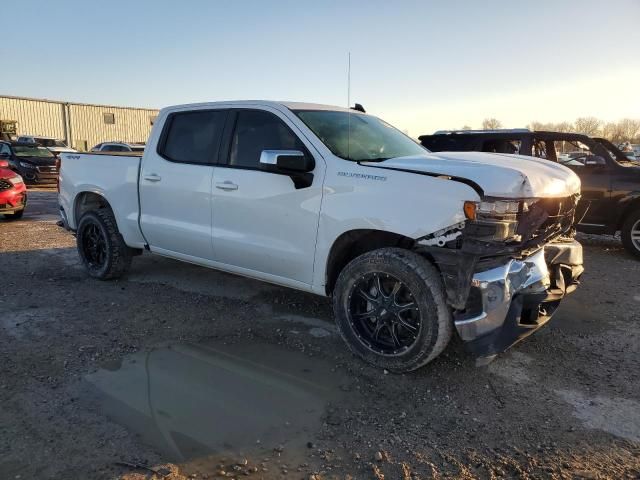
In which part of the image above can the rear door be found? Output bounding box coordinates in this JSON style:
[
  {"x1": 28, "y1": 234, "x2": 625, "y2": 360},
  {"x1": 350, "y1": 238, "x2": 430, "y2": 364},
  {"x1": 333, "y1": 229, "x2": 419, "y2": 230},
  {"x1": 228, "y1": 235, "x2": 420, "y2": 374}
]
[
  {"x1": 139, "y1": 108, "x2": 228, "y2": 259},
  {"x1": 210, "y1": 107, "x2": 323, "y2": 285}
]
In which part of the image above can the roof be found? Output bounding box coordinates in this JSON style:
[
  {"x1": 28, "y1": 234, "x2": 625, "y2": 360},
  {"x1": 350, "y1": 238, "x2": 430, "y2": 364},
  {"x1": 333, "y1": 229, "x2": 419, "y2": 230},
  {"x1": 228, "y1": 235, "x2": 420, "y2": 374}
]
[
  {"x1": 420, "y1": 130, "x2": 596, "y2": 141},
  {"x1": 432, "y1": 128, "x2": 531, "y2": 135},
  {"x1": 1, "y1": 94, "x2": 158, "y2": 112},
  {"x1": 161, "y1": 100, "x2": 358, "y2": 115}
]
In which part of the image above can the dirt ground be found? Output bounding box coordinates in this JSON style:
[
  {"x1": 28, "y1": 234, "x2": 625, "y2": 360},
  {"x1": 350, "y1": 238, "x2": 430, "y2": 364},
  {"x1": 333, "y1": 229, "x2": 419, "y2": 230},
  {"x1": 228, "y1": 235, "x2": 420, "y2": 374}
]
[{"x1": 1, "y1": 191, "x2": 639, "y2": 480}]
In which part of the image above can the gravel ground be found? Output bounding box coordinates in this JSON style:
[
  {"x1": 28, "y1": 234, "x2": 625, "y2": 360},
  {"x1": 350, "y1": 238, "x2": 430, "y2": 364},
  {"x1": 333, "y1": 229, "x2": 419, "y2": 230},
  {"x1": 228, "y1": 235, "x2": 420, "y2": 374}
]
[{"x1": 0, "y1": 191, "x2": 639, "y2": 480}]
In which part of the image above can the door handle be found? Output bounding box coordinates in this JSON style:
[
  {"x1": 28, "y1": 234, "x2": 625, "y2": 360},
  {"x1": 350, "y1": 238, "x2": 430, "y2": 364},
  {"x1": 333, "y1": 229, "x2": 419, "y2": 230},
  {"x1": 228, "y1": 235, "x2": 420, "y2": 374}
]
[
  {"x1": 143, "y1": 174, "x2": 162, "y2": 182},
  {"x1": 215, "y1": 181, "x2": 238, "y2": 191}
]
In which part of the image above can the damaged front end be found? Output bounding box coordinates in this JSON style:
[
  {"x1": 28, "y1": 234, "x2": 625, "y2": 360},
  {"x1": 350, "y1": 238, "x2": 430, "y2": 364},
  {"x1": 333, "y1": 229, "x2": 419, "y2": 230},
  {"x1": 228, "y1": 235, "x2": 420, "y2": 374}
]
[{"x1": 416, "y1": 194, "x2": 583, "y2": 360}]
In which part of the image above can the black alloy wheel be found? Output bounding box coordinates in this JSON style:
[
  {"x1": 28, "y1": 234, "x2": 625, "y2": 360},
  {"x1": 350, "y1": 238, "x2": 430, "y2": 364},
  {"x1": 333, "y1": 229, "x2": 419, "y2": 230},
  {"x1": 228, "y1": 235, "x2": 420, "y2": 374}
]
[{"x1": 347, "y1": 272, "x2": 421, "y2": 355}]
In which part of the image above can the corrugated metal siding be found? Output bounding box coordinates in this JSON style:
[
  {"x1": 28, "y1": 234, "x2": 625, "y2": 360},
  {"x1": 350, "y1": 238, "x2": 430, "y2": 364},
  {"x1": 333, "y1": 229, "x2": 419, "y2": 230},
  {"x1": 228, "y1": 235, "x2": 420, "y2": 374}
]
[
  {"x1": 0, "y1": 97, "x2": 66, "y2": 139},
  {"x1": 0, "y1": 95, "x2": 159, "y2": 150},
  {"x1": 69, "y1": 104, "x2": 158, "y2": 150}
]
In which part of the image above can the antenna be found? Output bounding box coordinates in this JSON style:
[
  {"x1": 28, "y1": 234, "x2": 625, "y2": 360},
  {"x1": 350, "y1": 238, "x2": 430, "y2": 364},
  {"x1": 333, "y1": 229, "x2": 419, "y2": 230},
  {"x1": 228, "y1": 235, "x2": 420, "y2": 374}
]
[{"x1": 347, "y1": 52, "x2": 351, "y2": 160}]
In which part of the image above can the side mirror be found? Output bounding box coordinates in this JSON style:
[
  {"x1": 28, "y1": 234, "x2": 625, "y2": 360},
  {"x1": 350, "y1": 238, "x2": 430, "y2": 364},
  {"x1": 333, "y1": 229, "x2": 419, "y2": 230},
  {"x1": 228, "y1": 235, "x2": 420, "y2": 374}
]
[
  {"x1": 584, "y1": 155, "x2": 606, "y2": 167},
  {"x1": 259, "y1": 150, "x2": 315, "y2": 172},
  {"x1": 0, "y1": 160, "x2": 8, "y2": 168}
]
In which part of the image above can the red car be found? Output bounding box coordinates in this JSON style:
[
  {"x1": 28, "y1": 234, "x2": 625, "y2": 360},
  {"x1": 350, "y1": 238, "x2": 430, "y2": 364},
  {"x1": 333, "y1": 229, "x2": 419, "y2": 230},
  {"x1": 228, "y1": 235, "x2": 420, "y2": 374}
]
[{"x1": 0, "y1": 159, "x2": 27, "y2": 219}]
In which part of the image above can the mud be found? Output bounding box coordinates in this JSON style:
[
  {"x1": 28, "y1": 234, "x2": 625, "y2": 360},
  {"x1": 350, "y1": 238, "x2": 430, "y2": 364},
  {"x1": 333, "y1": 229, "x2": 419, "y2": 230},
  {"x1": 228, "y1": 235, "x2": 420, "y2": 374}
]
[{"x1": 0, "y1": 191, "x2": 639, "y2": 479}]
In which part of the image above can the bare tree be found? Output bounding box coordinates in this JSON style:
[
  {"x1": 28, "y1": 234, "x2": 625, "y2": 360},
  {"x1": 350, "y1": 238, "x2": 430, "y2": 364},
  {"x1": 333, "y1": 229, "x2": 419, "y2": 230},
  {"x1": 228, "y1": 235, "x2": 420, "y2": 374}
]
[
  {"x1": 482, "y1": 118, "x2": 502, "y2": 130},
  {"x1": 574, "y1": 117, "x2": 602, "y2": 137},
  {"x1": 602, "y1": 122, "x2": 626, "y2": 144},
  {"x1": 618, "y1": 118, "x2": 640, "y2": 143},
  {"x1": 460, "y1": 125, "x2": 472, "y2": 130},
  {"x1": 555, "y1": 121, "x2": 574, "y2": 133},
  {"x1": 528, "y1": 121, "x2": 557, "y2": 131}
]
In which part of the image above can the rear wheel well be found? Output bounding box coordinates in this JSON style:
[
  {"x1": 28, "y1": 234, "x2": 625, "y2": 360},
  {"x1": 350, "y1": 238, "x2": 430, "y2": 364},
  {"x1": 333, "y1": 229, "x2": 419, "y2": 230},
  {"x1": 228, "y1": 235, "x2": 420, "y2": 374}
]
[
  {"x1": 74, "y1": 192, "x2": 111, "y2": 224},
  {"x1": 325, "y1": 229, "x2": 415, "y2": 295},
  {"x1": 618, "y1": 197, "x2": 640, "y2": 230}
]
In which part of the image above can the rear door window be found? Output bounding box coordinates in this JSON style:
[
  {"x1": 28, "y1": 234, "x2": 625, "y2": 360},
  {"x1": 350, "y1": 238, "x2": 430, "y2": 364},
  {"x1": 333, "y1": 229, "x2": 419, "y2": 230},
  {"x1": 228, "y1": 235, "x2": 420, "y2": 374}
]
[{"x1": 160, "y1": 110, "x2": 228, "y2": 164}]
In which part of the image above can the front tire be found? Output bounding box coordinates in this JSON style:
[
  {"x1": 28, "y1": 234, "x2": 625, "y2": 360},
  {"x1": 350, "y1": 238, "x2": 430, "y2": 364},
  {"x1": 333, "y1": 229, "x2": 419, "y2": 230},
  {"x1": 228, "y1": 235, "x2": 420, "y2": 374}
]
[
  {"x1": 333, "y1": 248, "x2": 452, "y2": 372},
  {"x1": 621, "y1": 209, "x2": 640, "y2": 259},
  {"x1": 76, "y1": 209, "x2": 133, "y2": 279}
]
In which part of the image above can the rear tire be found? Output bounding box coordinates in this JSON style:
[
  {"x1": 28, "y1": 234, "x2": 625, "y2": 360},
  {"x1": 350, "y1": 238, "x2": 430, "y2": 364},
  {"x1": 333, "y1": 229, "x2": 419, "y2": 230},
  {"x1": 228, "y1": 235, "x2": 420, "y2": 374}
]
[
  {"x1": 333, "y1": 248, "x2": 452, "y2": 372},
  {"x1": 621, "y1": 209, "x2": 640, "y2": 259},
  {"x1": 76, "y1": 209, "x2": 133, "y2": 279},
  {"x1": 4, "y1": 209, "x2": 24, "y2": 220}
]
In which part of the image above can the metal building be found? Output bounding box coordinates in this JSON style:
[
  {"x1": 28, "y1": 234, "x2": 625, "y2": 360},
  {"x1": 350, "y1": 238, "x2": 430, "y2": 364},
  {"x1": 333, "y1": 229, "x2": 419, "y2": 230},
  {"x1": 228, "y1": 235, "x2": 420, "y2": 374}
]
[{"x1": 0, "y1": 95, "x2": 159, "y2": 151}]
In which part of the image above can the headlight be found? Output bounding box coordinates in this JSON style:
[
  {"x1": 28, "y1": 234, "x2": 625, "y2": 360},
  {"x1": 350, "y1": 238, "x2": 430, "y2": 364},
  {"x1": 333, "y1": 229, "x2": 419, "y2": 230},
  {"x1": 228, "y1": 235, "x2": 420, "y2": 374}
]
[
  {"x1": 477, "y1": 199, "x2": 520, "y2": 215},
  {"x1": 464, "y1": 198, "x2": 531, "y2": 242},
  {"x1": 8, "y1": 175, "x2": 24, "y2": 185},
  {"x1": 19, "y1": 162, "x2": 36, "y2": 169}
]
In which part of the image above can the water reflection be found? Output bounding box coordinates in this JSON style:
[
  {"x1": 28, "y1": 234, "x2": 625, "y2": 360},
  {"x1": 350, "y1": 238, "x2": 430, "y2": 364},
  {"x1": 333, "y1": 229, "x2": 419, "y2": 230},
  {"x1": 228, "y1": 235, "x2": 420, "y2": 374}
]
[{"x1": 85, "y1": 342, "x2": 345, "y2": 462}]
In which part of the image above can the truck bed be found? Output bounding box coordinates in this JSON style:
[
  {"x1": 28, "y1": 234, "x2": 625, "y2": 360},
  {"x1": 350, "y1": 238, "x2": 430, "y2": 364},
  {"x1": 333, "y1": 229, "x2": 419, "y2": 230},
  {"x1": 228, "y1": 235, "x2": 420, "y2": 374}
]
[{"x1": 58, "y1": 152, "x2": 147, "y2": 248}]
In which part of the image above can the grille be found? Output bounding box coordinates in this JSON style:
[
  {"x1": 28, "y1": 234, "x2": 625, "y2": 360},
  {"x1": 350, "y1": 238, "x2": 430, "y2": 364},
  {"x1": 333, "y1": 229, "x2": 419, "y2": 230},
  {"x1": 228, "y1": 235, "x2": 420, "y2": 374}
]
[
  {"x1": 0, "y1": 179, "x2": 12, "y2": 191},
  {"x1": 517, "y1": 195, "x2": 579, "y2": 245}
]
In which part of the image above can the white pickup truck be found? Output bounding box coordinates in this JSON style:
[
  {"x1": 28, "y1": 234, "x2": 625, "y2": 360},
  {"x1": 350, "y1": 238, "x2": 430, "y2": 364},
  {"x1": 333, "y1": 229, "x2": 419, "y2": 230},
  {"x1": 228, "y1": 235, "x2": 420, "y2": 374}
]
[{"x1": 59, "y1": 101, "x2": 584, "y2": 371}]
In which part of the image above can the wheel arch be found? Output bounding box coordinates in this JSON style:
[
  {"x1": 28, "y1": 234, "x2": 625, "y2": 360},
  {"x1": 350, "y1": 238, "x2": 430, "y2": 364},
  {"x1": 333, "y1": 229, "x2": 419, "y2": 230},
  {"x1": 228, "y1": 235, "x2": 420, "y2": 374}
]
[
  {"x1": 616, "y1": 193, "x2": 640, "y2": 231},
  {"x1": 324, "y1": 229, "x2": 417, "y2": 295},
  {"x1": 73, "y1": 190, "x2": 113, "y2": 225}
]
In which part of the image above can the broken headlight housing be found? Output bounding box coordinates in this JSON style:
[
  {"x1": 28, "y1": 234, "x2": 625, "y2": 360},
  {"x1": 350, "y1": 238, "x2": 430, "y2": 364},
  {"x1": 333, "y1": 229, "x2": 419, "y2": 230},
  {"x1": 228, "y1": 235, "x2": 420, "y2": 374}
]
[{"x1": 465, "y1": 198, "x2": 537, "y2": 242}]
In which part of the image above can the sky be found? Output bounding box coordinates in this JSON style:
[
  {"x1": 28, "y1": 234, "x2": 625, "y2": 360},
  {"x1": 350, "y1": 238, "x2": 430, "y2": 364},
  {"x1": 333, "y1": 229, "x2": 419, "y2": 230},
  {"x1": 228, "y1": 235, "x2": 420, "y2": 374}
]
[{"x1": 5, "y1": 0, "x2": 640, "y2": 136}]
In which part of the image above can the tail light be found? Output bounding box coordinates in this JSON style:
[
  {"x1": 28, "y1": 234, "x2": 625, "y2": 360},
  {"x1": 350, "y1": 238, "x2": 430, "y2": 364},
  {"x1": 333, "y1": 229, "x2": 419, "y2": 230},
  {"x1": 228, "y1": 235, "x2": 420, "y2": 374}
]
[{"x1": 56, "y1": 156, "x2": 61, "y2": 192}]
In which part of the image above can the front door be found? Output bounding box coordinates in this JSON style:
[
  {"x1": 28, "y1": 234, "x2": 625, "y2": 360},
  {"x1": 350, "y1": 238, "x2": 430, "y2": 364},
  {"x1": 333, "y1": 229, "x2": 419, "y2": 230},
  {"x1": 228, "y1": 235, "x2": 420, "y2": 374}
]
[
  {"x1": 139, "y1": 108, "x2": 228, "y2": 259},
  {"x1": 211, "y1": 108, "x2": 324, "y2": 285},
  {"x1": 548, "y1": 139, "x2": 611, "y2": 226}
]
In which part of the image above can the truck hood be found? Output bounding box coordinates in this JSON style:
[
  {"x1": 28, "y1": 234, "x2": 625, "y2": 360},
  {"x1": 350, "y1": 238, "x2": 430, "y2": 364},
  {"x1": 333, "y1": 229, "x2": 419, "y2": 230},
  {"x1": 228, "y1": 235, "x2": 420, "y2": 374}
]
[{"x1": 363, "y1": 151, "x2": 581, "y2": 198}]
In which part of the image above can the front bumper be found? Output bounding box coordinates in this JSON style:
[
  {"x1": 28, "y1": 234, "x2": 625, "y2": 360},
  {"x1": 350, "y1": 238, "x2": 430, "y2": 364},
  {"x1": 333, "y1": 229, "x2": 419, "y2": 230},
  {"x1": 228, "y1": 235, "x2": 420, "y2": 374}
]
[
  {"x1": 0, "y1": 188, "x2": 27, "y2": 214},
  {"x1": 454, "y1": 239, "x2": 583, "y2": 358},
  {"x1": 19, "y1": 166, "x2": 58, "y2": 184}
]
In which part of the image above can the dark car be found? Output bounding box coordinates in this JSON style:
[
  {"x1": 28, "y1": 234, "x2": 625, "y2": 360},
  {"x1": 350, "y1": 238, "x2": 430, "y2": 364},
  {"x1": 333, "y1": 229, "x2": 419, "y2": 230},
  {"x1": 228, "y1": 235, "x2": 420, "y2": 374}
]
[
  {"x1": 419, "y1": 129, "x2": 640, "y2": 258},
  {"x1": 0, "y1": 141, "x2": 59, "y2": 185}
]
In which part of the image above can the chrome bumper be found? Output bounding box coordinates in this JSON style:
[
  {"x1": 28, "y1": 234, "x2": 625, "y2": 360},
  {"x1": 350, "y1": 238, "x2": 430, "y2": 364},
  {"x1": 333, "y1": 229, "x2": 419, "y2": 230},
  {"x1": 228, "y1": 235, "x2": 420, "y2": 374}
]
[{"x1": 454, "y1": 240, "x2": 583, "y2": 356}]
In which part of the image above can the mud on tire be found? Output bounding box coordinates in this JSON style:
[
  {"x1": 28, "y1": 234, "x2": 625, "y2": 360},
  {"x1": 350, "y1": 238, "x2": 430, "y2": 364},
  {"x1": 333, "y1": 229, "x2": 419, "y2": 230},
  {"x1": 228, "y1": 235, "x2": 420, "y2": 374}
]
[
  {"x1": 333, "y1": 247, "x2": 452, "y2": 372},
  {"x1": 76, "y1": 208, "x2": 133, "y2": 279}
]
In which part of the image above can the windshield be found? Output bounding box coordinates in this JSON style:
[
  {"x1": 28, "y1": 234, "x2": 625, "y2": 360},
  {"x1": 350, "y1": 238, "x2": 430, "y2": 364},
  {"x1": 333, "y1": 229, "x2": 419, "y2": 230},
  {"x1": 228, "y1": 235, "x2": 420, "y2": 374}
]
[
  {"x1": 294, "y1": 110, "x2": 428, "y2": 161},
  {"x1": 13, "y1": 146, "x2": 55, "y2": 158}
]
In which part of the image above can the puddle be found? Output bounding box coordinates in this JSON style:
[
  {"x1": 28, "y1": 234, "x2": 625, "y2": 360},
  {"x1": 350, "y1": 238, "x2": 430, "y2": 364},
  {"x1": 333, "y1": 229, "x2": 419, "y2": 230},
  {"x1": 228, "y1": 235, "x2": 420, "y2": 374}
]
[{"x1": 84, "y1": 342, "x2": 349, "y2": 465}]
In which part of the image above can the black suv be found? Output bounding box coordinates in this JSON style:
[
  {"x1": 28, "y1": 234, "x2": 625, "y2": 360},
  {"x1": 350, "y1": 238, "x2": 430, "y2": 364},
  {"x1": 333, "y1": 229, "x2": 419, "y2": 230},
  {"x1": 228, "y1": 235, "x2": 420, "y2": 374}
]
[
  {"x1": 419, "y1": 129, "x2": 640, "y2": 258},
  {"x1": 0, "y1": 141, "x2": 59, "y2": 185}
]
